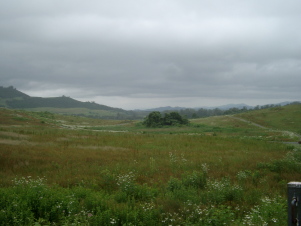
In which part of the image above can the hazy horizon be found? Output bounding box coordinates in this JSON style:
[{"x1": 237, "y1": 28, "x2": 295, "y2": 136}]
[{"x1": 3, "y1": 85, "x2": 297, "y2": 111}]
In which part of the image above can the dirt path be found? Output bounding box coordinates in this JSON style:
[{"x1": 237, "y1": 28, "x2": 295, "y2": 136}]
[
  {"x1": 58, "y1": 122, "x2": 131, "y2": 132},
  {"x1": 228, "y1": 115, "x2": 301, "y2": 140},
  {"x1": 228, "y1": 116, "x2": 269, "y2": 129}
]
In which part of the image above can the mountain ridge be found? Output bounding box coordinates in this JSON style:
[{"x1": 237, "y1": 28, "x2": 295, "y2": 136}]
[
  {"x1": 0, "y1": 86, "x2": 124, "y2": 112},
  {"x1": 143, "y1": 104, "x2": 253, "y2": 112},
  {"x1": 0, "y1": 86, "x2": 29, "y2": 99}
]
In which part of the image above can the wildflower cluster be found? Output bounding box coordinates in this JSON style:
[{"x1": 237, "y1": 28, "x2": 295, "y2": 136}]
[
  {"x1": 237, "y1": 170, "x2": 249, "y2": 181},
  {"x1": 12, "y1": 176, "x2": 46, "y2": 188},
  {"x1": 110, "y1": 218, "x2": 117, "y2": 224},
  {"x1": 149, "y1": 157, "x2": 156, "y2": 172},
  {"x1": 242, "y1": 196, "x2": 286, "y2": 225},
  {"x1": 161, "y1": 212, "x2": 184, "y2": 225},
  {"x1": 161, "y1": 203, "x2": 236, "y2": 225},
  {"x1": 64, "y1": 209, "x2": 94, "y2": 225},
  {"x1": 285, "y1": 149, "x2": 301, "y2": 163},
  {"x1": 116, "y1": 171, "x2": 136, "y2": 193},
  {"x1": 205, "y1": 178, "x2": 243, "y2": 203},
  {"x1": 169, "y1": 152, "x2": 177, "y2": 164},
  {"x1": 140, "y1": 202, "x2": 155, "y2": 212},
  {"x1": 201, "y1": 163, "x2": 209, "y2": 175},
  {"x1": 169, "y1": 151, "x2": 187, "y2": 167}
]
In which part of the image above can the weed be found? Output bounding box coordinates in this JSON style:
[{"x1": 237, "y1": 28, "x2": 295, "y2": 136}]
[
  {"x1": 242, "y1": 196, "x2": 286, "y2": 225},
  {"x1": 204, "y1": 178, "x2": 243, "y2": 204}
]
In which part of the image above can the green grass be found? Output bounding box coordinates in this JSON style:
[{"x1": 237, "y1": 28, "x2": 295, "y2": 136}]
[
  {"x1": 238, "y1": 104, "x2": 301, "y2": 134},
  {"x1": 0, "y1": 105, "x2": 300, "y2": 225}
]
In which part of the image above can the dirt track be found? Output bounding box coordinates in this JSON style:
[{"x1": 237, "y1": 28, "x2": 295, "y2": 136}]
[{"x1": 228, "y1": 115, "x2": 301, "y2": 140}]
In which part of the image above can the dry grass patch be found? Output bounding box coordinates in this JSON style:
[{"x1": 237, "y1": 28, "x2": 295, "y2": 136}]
[
  {"x1": 0, "y1": 139, "x2": 35, "y2": 145},
  {"x1": 0, "y1": 131, "x2": 29, "y2": 139}
]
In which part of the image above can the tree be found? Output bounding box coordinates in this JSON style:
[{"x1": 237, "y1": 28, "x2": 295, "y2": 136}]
[
  {"x1": 164, "y1": 112, "x2": 188, "y2": 126},
  {"x1": 142, "y1": 111, "x2": 163, "y2": 127},
  {"x1": 143, "y1": 111, "x2": 189, "y2": 127}
]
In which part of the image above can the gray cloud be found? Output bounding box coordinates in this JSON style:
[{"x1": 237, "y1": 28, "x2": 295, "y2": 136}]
[{"x1": 1, "y1": 0, "x2": 301, "y2": 109}]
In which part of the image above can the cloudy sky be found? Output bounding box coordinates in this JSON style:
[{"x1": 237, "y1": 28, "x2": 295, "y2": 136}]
[{"x1": 1, "y1": 0, "x2": 301, "y2": 110}]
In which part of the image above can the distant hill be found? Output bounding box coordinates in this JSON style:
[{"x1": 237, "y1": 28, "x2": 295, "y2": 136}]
[
  {"x1": 0, "y1": 86, "x2": 145, "y2": 119},
  {"x1": 142, "y1": 104, "x2": 253, "y2": 112},
  {"x1": 6, "y1": 95, "x2": 125, "y2": 112},
  {"x1": 0, "y1": 86, "x2": 29, "y2": 99},
  {"x1": 0, "y1": 86, "x2": 124, "y2": 111},
  {"x1": 205, "y1": 103, "x2": 253, "y2": 110},
  {"x1": 143, "y1": 106, "x2": 187, "y2": 112},
  {"x1": 1, "y1": 86, "x2": 299, "y2": 120}
]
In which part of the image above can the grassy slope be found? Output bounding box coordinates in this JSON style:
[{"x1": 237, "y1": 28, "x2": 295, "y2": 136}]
[
  {"x1": 191, "y1": 104, "x2": 301, "y2": 142},
  {"x1": 237, "y1": 104, "x2": 301, "y2": 134}
]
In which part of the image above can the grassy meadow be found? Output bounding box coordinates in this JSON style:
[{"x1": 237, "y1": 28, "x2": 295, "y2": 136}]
[{"x1": 0, "y1": 104, "x2": 301, "y2": 225}]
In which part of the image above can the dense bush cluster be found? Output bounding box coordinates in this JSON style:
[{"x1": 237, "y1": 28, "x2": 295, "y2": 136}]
[{"x1": 143, "y1": 111, "x2": 189, "y2": 127}]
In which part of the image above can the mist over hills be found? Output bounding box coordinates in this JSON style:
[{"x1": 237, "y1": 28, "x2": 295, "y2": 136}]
[
  {"x1": 143, "y1": 104, "x2": 253, "y2": 112},
  {"x1": 1, "y1": 86, "x2": 251, "y2": 111},
  {"x1": 0, "y1": 86, "x2": 137, "y2": 119},
  {"x1": 0, "y1": 86, "x2": 124, "y2": 111},
  {"x1": 1, "y1": 86, "x2": 299, "y2": 119}
]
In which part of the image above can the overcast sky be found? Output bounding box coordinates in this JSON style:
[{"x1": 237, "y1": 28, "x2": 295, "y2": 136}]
[{"x1": 1, "y1": 0, "x2": 301, "y2": 110}]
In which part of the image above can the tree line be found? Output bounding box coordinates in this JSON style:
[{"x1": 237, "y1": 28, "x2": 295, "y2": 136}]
[{"x1": 164, "y1": 104, "x2": 287, "y2": 119}]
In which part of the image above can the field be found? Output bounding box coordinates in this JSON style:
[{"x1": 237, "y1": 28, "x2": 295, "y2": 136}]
[{"x1": 0, "y1": 104, "x2": 301, "y2": 225}]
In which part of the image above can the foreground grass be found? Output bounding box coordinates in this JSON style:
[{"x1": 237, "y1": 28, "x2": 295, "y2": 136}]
[{"x1": 0, "y1": 107, "x2": 300, "y2": 225}]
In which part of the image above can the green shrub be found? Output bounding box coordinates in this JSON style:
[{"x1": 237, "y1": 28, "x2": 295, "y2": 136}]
[
  {"x1": 167, "y1": 177, "x2": 183, "y2": 192},
  {"x1": 0, "y1": 177, "x2": 91, "y2": 225},
  {"x1": 143, "y1": 111, "x2": 189, "y2": 127},
  {"x1": 115, "y1": 171, "x2": 157, "y2": 201},
  {"x1": 258, "y1": 150, "x2": 301, "y2": 173},
  {"x1": 100, "y1": 169, "x2": 118, "y2": 192},
  {"x1": 182, "y1": 170, "x2": 207, "y2": 189}
]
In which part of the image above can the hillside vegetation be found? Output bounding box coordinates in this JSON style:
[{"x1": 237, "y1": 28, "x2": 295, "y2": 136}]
[
  {"x1": 0, "y1": 86, "x2": 141, "y2": 119},
  {"x1": 237, "y1": 104, "x2": 301, "y2": 134},
  {"x1": 0, "y1": 104, "x2": 300, "y2": 225}
]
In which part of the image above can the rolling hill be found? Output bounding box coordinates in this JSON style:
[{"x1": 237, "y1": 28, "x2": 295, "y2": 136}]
[
  {"x1": 0, "y1": 86, "x2": 122, "y2": 111},
  {"x1": 0, "y1": 86, "x2": 142, "y2": 119}
]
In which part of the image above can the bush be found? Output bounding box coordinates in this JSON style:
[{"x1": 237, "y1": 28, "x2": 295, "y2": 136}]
[
  {"x1": 143, "y1": 111, "x2": 189, "y2": 127},
  {"x1": 115, "y1": 171, "x2": 158, "y2": 201},
  {"x1": 166, "y1": 171, "x2": 207, "y2": 203},
  {"x1": 257, "y1": 148, "x2": 301, "y2": 173},
  {"x1": 182, "y1": 171, "x2": 207, "y2": 189},
  {"x1": 0, "y1": 177, "x2": 86, "y2": 225}
]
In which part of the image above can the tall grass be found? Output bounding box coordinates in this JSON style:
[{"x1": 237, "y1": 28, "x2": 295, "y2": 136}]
[{"x1": 0, "y1": 107, "x2": 299, "y2": 225}]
